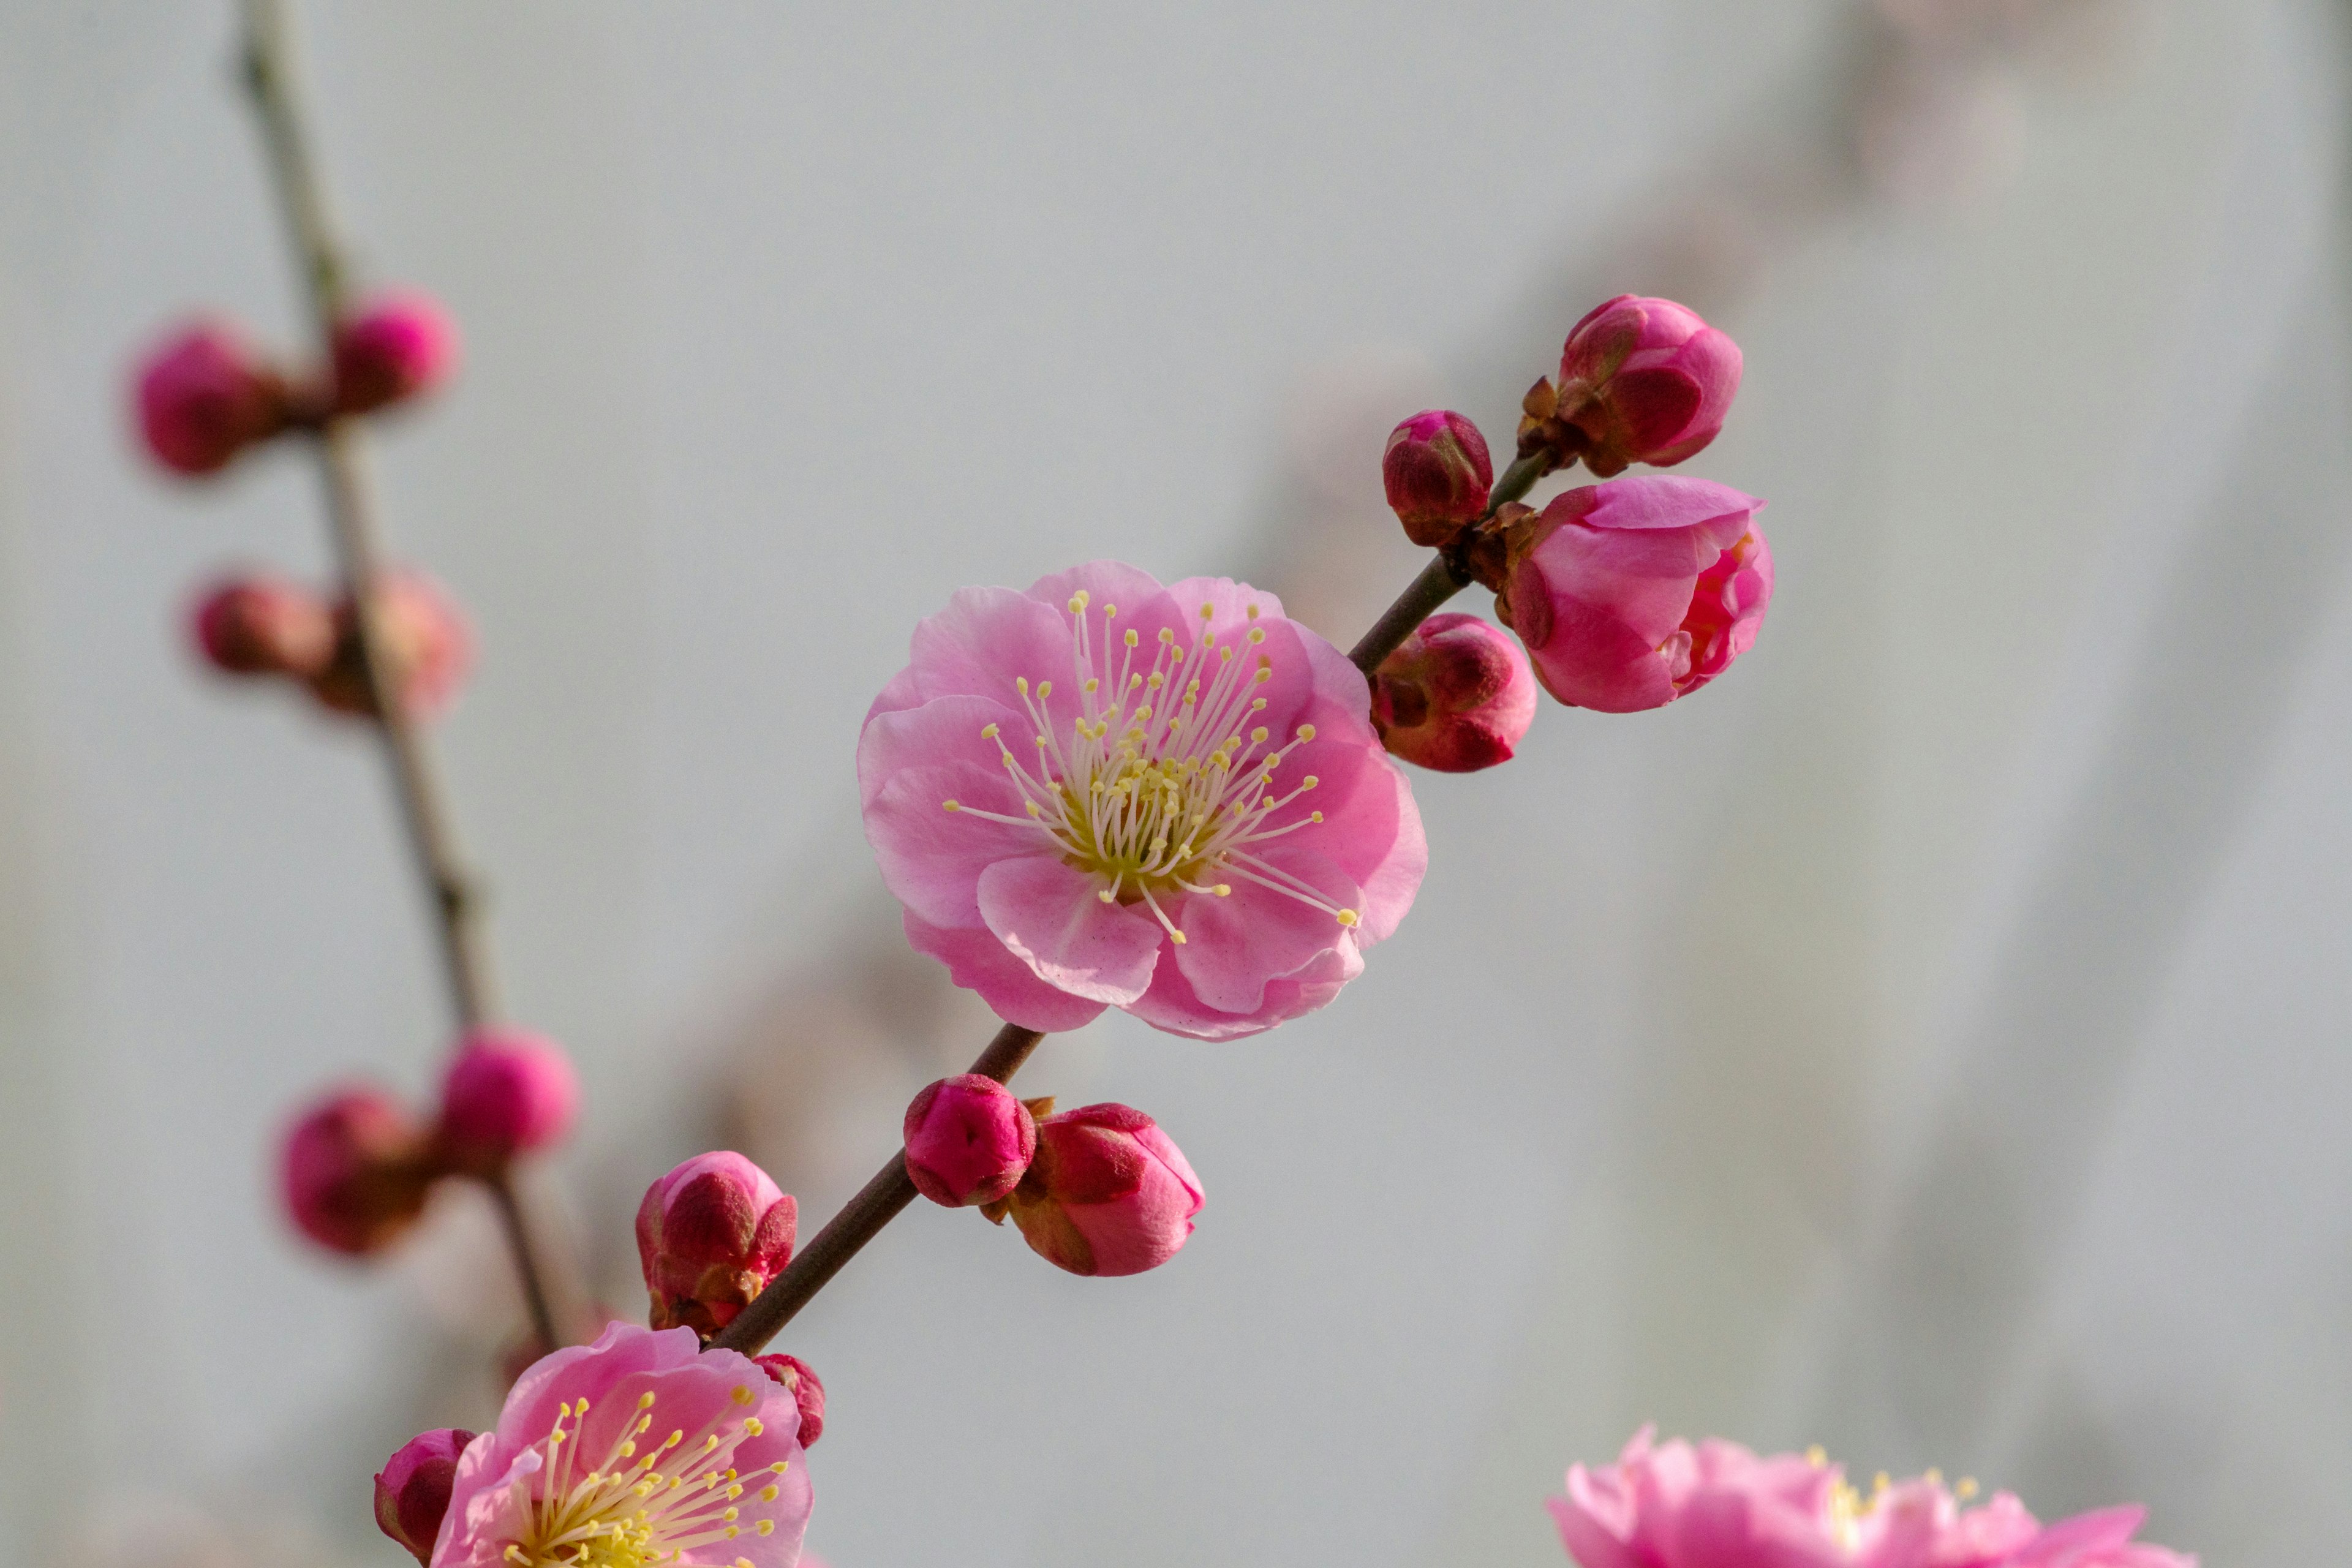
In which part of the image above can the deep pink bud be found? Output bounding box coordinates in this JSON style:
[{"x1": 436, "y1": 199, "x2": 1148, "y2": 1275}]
[
  {"x1": 1550, "y1": 295, "x2": 1742, "y2": 477},
  {"x1": 133, "y1": 319, "x2": 290, "y2": 476},
  {"x1": 434, "y1": 1028, "x2": 580, "y2": 1175},
  {"x1": 1370, "y1": 612, "x2": 1537, "y2": 772},
  {"x1": 279, "y1": 1086, "x2": 439, "y2": 1256},
  {"x1": 1498, "y1": 477, "x2": 1772, "y2": 713},
  {"x1": 752, "y1": 1352, "x2": 827, "y2": 1447},
  {"x1": 306, "y1": 570, "x2": 474, "y2": 720},
  {"x1": 998, "y1": 1102, "x2": 1202, "y2": 1278},
  {"x1": 332, "y1": 290, "x2": 461, "y2": 415},
  {"x1": 903, "y1": 1073, "x2": 1038, "y2": 1207},
  {"x1": 188, "y1": 574, "x2": 335, "y2": 679},
  {"x1": 635, "y1": 1151, "x2": 797, "y2": 1338},
  {"x1": 374, "y1": 1427, "x2": 476, "y2": 1564},
  {"x1": 1382, "y1": 409, "x2": 1494, "y2": 547}
]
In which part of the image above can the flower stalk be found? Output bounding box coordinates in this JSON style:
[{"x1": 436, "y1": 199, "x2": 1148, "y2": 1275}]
[{"x1": 1347, "y1": 448, "x2": 1546, "y2": 677}]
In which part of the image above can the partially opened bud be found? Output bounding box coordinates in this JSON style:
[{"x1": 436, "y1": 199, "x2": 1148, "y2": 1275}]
[
  {"x1": 374, "y1": 1427, "x2": 476, "y2": 1564},
  {"x1": 903, "y1": 1074, "x2": 1038, "y2": 1207},
  {"x1": 133, "y1": 319, "x2": 290, "y2": 477},
  {"x1": 1498, "y1": 476, "x2": 1772, "y2": 712},
  {"x1": 279, "y1": 1086, "x2": 439, "y2": 1256},
  {"x1": 435, "y1": 1028, "x2": 580, "y2": 1175},
  {"x1": 998, "y1": 1102, "x2": 1202, "y2": 1278},
  {"x1": 307, "y1": 570, "x2": 473, "y2": 720},
  {"x1": 189, "y1": 574, "x2": 335, "y2": 678},
  {"x1": 1371, "y1": 612, "x2": 1537, "y2": 772},
  {"x1": 1532, "y1": 295, "x2": 1742, "y2": 478},
  {"x1": 752, "y1": 1352, "x2": 827, "y2": 1447},
  {"x1": 1382, "y1": 409, "x2": 1494, "y2": 547},
  {"x1": 332, "y1": 290, "x2": 461, "y2": 415},
  {"x1": 635, "y1": 1151, "x2": 797, "y2": 1337}
]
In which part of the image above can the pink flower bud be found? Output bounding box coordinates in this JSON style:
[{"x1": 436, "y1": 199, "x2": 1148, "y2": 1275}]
[
  {"x1": 306, "y1": 570, "x2": 474, "y2": 720},
  {"x1": 635, "y1": 1151, "x2": 797, "y2": 1337},
  {"x1": 1498, "y1": 477, "x2": 1772, "y2": 713},
  {"x1": 998, "y1": 1102, "x2": 1202, "y2": 1278},
  {"x1": 187, "y1": 574, "x2": 336, "y2": 679},
  {"x1": 434, "y1": 1028, "x2": 580, "y2": 1175},
  {"x1": 1370, "y1": 612, "x2": 1537, "y2": 772},
  {"x1": 1545, "y1": 295, "x2": 1742, "y2": 478},
  {"x1": 279, "y1": 1085, "x2": 439, "y2": 1256},
  {"x1": 752, "y1": 1352, "x2": 827, "y2": 1447},
  {"x1": 132, "y1": 319, "x2": 290, "y2": 477},
  {"x1": 903, "y1": 1073, "x2": 1038, "y2": 1207},
  {"x1": 374, "y1": 1427, "x2": 476, "y2": 1564},
  {"x1": 1382, "y1": 409, "x2": 1494, "y2": 547},
  {"x1": 331, "y1": 290, "x2": 461, "y2": 415}
]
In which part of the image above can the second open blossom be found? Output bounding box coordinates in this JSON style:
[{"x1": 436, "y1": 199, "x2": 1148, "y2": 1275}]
[{"x1": 860, "y1": 563, "x2": 1426, "y2": 1041}]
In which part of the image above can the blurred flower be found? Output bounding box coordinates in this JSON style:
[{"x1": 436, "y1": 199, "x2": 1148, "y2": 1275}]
[
  {"x1": 1497, "y1": 477, "x2": 1771, "y2": 713},
  {"x1": 279, "y1": 1085, "x2": 439, "y2": 1256},
  {"x1": 435, "y1": 1028, "x2": 580, "y2": 1176},
  {"x1": 432, "y1": 1322, "x2": 812, "y2": 1568},
  {"x1": 1549, "y1": 1428, "x2": 2193, "y2": 1568},
  {"x1": 307, "y1": 570, "x2": 474, "y2": 720},
  {"x1": 861, "y1": 564, "x2": 1425, "y2": 1040},
  {"x1": 187, "y1": 573, "x2": 334, "y2": 679},
  {"x1": 903, "y1": 1074, "x2": 1037, "y2": 1207},
  {"x1": 1370, "y1": 612, "x2": 1536, "y2": 772},
  {"x1": 132, "y1": 319, "x2": 290, "y2": 477},
  {"x1": 1523, "y1": 295, "x2": 1742, "y2": 479},
  {"x1": 332, "y1": 288, "x2": 461, "y2": 415},
  {"x1": 1382, "y1": 409, "x2": 1494, "y2": 547},
  {"x1": 374, "y1": 1427, "x2": 476, "y2": 1565},
  {"x1": 635, "y1": 1151, "x2": 797, "y2": 1338},
  {"x1": 753, "y1": 1352, "x2": 826, "y2": 1447},
  {"x1": 992, "y1": 1101, "x2": 1202, "y2": 1277}
]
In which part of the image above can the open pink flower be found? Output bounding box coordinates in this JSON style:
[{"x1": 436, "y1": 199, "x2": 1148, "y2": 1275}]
[
  {"x1": 859, "y1": 563, "x2": 1425, "y2": 1041},
  {"x1": 432, "y1": 1322, "x2": 811, "y2": 1568},
  {"x1": 1552, "y1": 294, "x2": 1742, "y2": 477},
  {"x1": 1549, "y1": 1429, "x2": 2192, "y2": 1568}
]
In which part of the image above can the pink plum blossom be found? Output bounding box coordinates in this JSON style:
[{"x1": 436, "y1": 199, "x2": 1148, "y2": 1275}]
[
  {"x1": 993, "y1": 1101, "x2": 1202, "y2": 1276},
  {"x1": 1549, "y1": 294, "x2": 1742, "y2": 477},
  {"x1": 333, "y1": 289, "x2": 461, "y2": 415},
  {"x1": 1498, "y1": 477, "x2": 1772, "y2": 713},
  {"x1": 636, "y1": 1152, "x2": 797, "y2": 1338},
  {"x1": 434, "y1": 1028, "x2": 580, "y2": 1175},
  {"x1": 1370, "y1": 612, "x2": 1537, "y2": 772},
  {"x1": 133, "y1": 318, "x2": 290, "y2": 476},
  {"x1": 189, "y1": 573, "x2": 335, "y2": 679},
  {"x1": 431, "y1": 1322, "x2": 811, "y2": 1568},
  {"x1": 279, "y1": 1085, "x2": 439, "y2": 1256},
  {"x1": 1549, "y1": 1428, "x2": 2193, "y2": 1568},
  {"x1": 859, "y1": 563, "x2": 1426, "y2": 1040},
  {"x1": 377, "y1": 1428, "x2": 475, "y2": 1564},
  {"x1": 903, "y1": 1074, "x2": 1037, "y2": 1207},
  {"x1": 308, "y1": 570, "x2": 475, "y2": 720},
  {"x1": 1382, "y1": 409, "x2": 1494, "y2": 546}
]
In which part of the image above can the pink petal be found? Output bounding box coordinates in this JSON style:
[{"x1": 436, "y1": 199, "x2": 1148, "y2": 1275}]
[
  {"x1": 1125, "y1": 935, "x2": 1363, "y2": 1039},
  {"x1": 978, "y1": 856, "x2": 1165, "y2": 1006},
  {"x1": 904, "y1": 585, "x2": 1077, "y2": 707},
  {"x1": 864, "y1": 762, "x2": 1039, "y2": 928},
  {"x1": 1174, "y1": 846, "x2": 1363, "y2": 1013},
  {"x1": 900, "y1": 909, "x2": 1111, "y2": 1032}
]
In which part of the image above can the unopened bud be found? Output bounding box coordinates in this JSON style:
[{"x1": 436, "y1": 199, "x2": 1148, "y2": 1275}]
[
  {"x1": 434, "y1": 1028, "x2": 580, "y2": 1175},
  {"x1": 1381, "y1": 409, "x2": 1494, "y2": 548},
  {"x1": 635, "y1": 1151, "x2": 797, "y2": 1338},
  {"x1": 994, "y1": 1102, "x2": 1202, "y2": 1278},
  {"x1": 188, "y1": 574, "x2": 336, "y2": 679},
  {"x1": 374, "y1": 1427, "x2": 476, "y2": 1565},
  {"x1": 1523, "y1": 295, "x2": 1741, "y2": 478},
  {"x1": 307, "y1": 570, "x2": 474, "y2": 720},
  {"x1": 903, "y1": 1074, "x2": 1038, "y2": 1207},
  {"x1": 132, "y1": 319, "x2": 290, "y2": 477},
  {"x1": 279, "y1": 1086, "x2": 439, "y2": 1256},
  {"x1": 1371, "y1": 612, "x2": 1537, "y2": 772},
  {"x1": 332, "y1": 290, "x2": 461, "y2": 415},
  {"x1": 752, "y1": 1352, "x2": 827, "y2": 1447}
]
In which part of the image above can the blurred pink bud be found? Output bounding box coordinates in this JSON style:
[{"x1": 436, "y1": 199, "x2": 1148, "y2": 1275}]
[
  {"x1": 1527, "y1": 295, "x2": 1742, "y2": 478},
  {"x1": 133, "y1": 319, "x2": 290, "y2": 476},
  {"x1": 903, "y1": 1074, "x2": 1038, "y2": 1207},
  {"x1": 307, "y1": 570, "x2": 474, "y2": 720},
  {"x1": 997, "y1": 1102, "x2": 1202, "y2": 1278},
  {"x1": 279, "y1": 1085, "x2": 439, "y2": 1256},
  {"x1": 1498, "y1": 477, "x2": 1772, "y2": 713},
  {"x1": 374, "y1": 1427, "x2": 476, "y2": 1564},
  {"x1": 188, "y1": 574, "x2": 335, "y2": 679},
  {"x1": 332, "y1": 290, "x2": 461, "y2": 415},
  {"x1": 1382, "y1": 409, "x2": 1494, "y2": 548},
  {"x1": 435, "y1": 1028, "x2": 579, "y2": 1175},
  {"x1": 753, "y1": 1352, "x2": 827, "y2": 1447},
  {"x1": 635, "y1": 1151, "x2": 797, "y2": 1338},
  {"x1": 1371, "y1": 612, "x2": 1536, "y2": 772}
]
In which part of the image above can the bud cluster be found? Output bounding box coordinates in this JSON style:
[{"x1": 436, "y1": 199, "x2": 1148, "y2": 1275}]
[{"x1": 190, "y1": 568, "x2": 473, "y2": 720}]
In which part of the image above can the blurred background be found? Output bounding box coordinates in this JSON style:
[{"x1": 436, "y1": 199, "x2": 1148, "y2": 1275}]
[{"x1": 4, "y1": 1, "x2": 2350, "y2": 1562}]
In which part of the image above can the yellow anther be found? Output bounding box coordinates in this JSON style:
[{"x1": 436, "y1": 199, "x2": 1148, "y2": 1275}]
[
  {"x1": 1025, "y1": 802, "x2": 1042, "y2": 818},
  {"x1": 1148, "y1": 673, "x2": 1165, "y2": 689},
  {"x1": 1248, "y1": 627, "x2": 1265, "y2": 643},
  {"x1": 1037, "y1": 680, "x2": 1052, "y2": 698},
  {"x1": 942, "y1": 800, "x2": 961, "y2": 813},
  {"x1": 549, "y1": 1430, "x2": 568, "y2": 1446},
  {"x1": 1253, "y1": 667, "x2": 1271, "y2": 683},
  {"x1": 1956, "y1": 1478, "x2": 1979, "y2": 1500},
  {"x1": 770, "y1": 1463, "x2": 791, "y2": 1473},
  {"x1": 1924, "y1": 1469, "x2": 1943, "y2": 1487},
  {"x1": 1251, "y1": 698, "x2": 1267, "y2": 710},
  {"x1": 1336, "y1": 908, "x2": 1360, "y2": 927},
  {"x1": 1214, "y1": 884, "x2": 1231, "y2": 895},
  {"x1": 743, "y1": 1417, "x2": 764, "y2": 1436},
  {"x1": 1159, "y1": 627, "x2": 1175, "y2": 644},
  {"x1": 1246, "y1": 603, "x2": 1261, "y2": 620},
  {"x1": 981, "y1": 722, "x2": 1000, "y2": 739},
  {"x1": 1017, "y1": 676, "x2": 1030, "y2": 695},
  {"x1": 1806, "y1": 1446, "x2": 1827, "y2": 1466},
  {"x1": 1199, "y1": 603, "x2": 1214, "y2": 619},
  {"x1": 725, "y1": 1526, "x2": 741, "y2": 1539},
  {"x1": 1068, "y1": 594, "x2": 1085, "y2": 612},
  {"x1": 1310, "y1": 810, "x2": 1324, "y2": 823},
  {"x1": 723, "y1": 1507, "x2": 740, "y2": 1522},
  {"x1": 1302, "y1": 775, "x2": 1318, "y2": 789},
  {"x1": 1297, "y1": 723, "x2": 1316, "y2": 741},
  {"x1": 1085, "y1": 678, "x2": 1099, "y2": 693},
  {"x1": 1873, "y1": 1473, "x2": 1890, "y2": 1494},
  {"x1": 726, "y1": 1484, "x2": 745, "y2": 1499},
  {"x1": 1170, "y1": 929, "x2": 1188, "y2": 944},
  {"x1": 1124, "y1": 629, "x2": 1140, "y2": 647},
  {"x1": 760, "y1": 1484, "x2": 781, "y2": 1501},
  {"x1": 1098, "y1": 888, "x2": 1115, "y2": 903},
  {"x1": 1104, "y1": 603, "x2": 1117, "y2": 617},
  {"x1": 756, "y1": 1521, "x2": 777, "y2": 1537},
  {"x1": 638, "y1": 1392, "x2": 658, "y2": 1409},
  {"x1": 1250, "y1": 726, "x2": 1268, "y2": 744}
]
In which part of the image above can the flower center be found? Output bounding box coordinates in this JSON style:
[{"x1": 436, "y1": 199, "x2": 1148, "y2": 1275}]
[
  {"x1": 942, "y1": 591, "x2": 1359, "y2": 947},
  {"x1": 500, "y1": 1385, "x2": 790, "y2": 1568}
]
